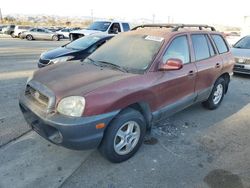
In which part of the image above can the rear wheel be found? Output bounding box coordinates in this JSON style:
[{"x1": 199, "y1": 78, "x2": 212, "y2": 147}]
[
  {"x1": 99, "y1": 108, "x2": 146, "y2": 163},
  {"x1": 202, "y1": 77, "x2": 225, "y2": 110},
  {"x1": 26, "y1": 35, "x2": 33, "y2": 41},
  {"x1": 52, "y1": 35, "x2": 59, "y2": 41}
]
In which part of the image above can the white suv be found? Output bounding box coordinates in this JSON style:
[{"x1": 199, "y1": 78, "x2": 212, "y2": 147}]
[{"x1": 13, "y1": 26, "x2": 32, "y2": 38}]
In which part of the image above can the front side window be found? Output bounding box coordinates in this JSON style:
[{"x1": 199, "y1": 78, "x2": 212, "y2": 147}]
[
  {"x1": 37, "y1": 29, "x2": 44, "y2": 32},
  {"x1": 163, "y1": 35, "x2": 190, "y2": 64},
  {"x1": 109, "y1": 23, "x2": 121, "y2": 33},
  {"x1": 211, "y1": 34, "x2": 229, "y2": 54},
  {"x1": 86, "y1": 34, "x2": 164, "y2": 71},
  {"x1": 191, "y1": 34, "x2": 210, "y2": 61}
]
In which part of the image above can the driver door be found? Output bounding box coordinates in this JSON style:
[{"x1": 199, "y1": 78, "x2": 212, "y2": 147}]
[{"x1": 153, "y1": 35, "x2": 197, "y2": 121}]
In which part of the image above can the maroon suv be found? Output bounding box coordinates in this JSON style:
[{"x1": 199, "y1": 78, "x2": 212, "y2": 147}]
[{"x1": 19, "y1": 24, "x2": 234, "y2": 163}]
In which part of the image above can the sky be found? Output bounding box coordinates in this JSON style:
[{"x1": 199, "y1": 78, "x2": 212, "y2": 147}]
[{"x1": 1, "y1": 0, "x2": 250, "y2": 26}]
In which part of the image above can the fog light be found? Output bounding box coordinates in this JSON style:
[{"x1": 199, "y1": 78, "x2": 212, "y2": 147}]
[{"x1": 49, "y1": 131, "x2": 63, "y2": 144}]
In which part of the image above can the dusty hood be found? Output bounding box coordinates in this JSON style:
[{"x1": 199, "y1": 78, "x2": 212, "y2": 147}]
[
  {"x1": 33, "y1": 61, "x2": 134, "y2": 98},
  {"x1": 70, "y1": 29, "x2": 102, "y2": 36}
]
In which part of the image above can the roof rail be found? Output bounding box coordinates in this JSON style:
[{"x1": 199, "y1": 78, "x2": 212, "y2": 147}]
[
  {"x1": 131, "y1": 24, "x2": 216, "y2": 32},
  {"x1": 172, "y1": 24, "x2": 216, "y2": 31},
  {"x1": 131, "y1": 24, "x2": 178, "y2": 30}
]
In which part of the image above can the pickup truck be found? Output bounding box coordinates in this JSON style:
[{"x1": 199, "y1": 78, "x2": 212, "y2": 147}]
[{"x1": 69, "y1": 21, "x2": 130, "y2": 41}]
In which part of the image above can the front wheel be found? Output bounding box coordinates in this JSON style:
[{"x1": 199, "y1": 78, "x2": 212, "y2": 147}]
[
  {"x1": 202, "y1": 77, "x2": 225, "y2": 110},
  {"x1": 26, "y1": 35, "x2": 33, "y2": 41},
  {"x1": 99, "y1": 108, "x2": 146, "y2": 163},
  {"x1": 52, "y1": 35, "x2": 59, "y2": 41}
]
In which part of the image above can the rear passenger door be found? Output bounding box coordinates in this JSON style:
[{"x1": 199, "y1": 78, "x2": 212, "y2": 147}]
[
  {"x1": 211, "y1": 34, "x2": 231, "y2": 71},
  {"x1": 191, "y1": 34, "x2": 222, "y2": 101}
]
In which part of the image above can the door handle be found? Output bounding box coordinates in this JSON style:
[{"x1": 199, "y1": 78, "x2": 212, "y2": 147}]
[
  {"x1": 215, "y1": 63, "x2": 221, "y2": 68},
  {"x1": 187, "y1": 70, "x2": 194, "y2": 76}
]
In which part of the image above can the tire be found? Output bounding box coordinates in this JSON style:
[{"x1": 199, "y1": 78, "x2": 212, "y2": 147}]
[
  {"x1": 202, "y1": 77, "x2": 225, "y2": 110},
  {"x1": 26, "y1": 35, "x2": 33, "y2": 41},
  {"x1": 11, "y1": 32, "x2": 15, "y2": 38},
  {"x1": 52, "y1": 35, "x2": 59, "y2": 41},
  {"x1": 99, "y1": 108, "x2": 146, "y2": 163}
]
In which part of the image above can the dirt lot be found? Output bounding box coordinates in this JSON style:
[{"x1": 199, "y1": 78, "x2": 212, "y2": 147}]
[{"x1": 1, "y1": 37, "x2": 250, "y2": 188}]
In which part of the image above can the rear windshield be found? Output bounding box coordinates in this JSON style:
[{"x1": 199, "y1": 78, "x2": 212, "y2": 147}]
[
  {"x1": 87, "y1": 34, "x2": 164, "y2": 71},
  {"x1": 65, "y1": 35, "x2": 102, "y2": 50},
  {"x1": 122, "y1": 23, "x2": 130, "y2": 31}
]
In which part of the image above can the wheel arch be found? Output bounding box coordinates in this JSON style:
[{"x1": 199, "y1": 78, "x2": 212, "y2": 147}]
[
  {"x1": 121, "y1": 102, "x2": 153, "y2": 129},
  {"x1": 218, "y1": 72, "x2": 230, "y2": 93}
]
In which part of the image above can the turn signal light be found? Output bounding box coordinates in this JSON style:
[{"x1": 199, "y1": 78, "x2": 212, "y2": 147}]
[{"x1": 96, "y1": 123, "x2": 106, "y2": 129}]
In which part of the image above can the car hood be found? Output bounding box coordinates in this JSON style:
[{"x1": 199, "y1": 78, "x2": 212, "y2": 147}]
[
  {"x1": 231, "y1": 48, "x2": 250, "y2": 58},
  {"x1": 70, "y1": 29, "x2": 102, "y2": 35},
  {"x1": 33, "y1": 62, "x2": 134, "y2": 98},
  {"x1": 41, "y1": 47, "x2": 79, "y2": 60}
]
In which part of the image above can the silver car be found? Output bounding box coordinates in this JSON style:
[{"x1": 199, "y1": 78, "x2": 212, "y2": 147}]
[
  {"x1": 231, "y1": 35, "x2": 250, "y2": 75},
  {"x1": 20, "y1": 28, "x2": 63, "y2": 41}
]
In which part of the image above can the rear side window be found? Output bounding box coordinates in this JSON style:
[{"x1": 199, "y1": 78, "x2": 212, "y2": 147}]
[
  {"x1": 122, "y1": 23, "x2": 130, "y2": 31},
  {"x1": 163, "y1": 35, "x2": 190, "y2": 64},
  {"x1": 211, "y1": 34, "x2": 229, "y2": 54},
  {"x1": 206, "y1": 35, "x2": 216, "y2": 56},
  {"x1": 191, "y1": 34, "x2": 210, "y2": 61}
]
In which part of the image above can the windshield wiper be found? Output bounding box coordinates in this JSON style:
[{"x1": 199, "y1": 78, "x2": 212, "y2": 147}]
[
  {"x1": 84, "y1": 57, "x2": 99, "y2": 65},
  {"x1": 96, "y1": 60, "x2": 128, "y2": 73}
]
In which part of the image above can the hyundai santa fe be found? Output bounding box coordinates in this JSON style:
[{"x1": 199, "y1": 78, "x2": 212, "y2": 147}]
[{"x1": 19, "y1": 24, "x2": 234, "y2": 163}]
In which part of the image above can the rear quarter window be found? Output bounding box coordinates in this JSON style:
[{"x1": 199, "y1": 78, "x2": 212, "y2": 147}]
[{"x1": 211, "y1": 34, "x2": 229, "y2": 54}]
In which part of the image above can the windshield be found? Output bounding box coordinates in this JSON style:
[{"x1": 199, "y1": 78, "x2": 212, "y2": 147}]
[
  {"x1": 234, "y1": 36, "x2": 250, "y2": 49},
  {"x1": 86, "y1": 34, "x2": 164, "y2": 71},
  {"x1": 87, "y1": 21, "x2": 111, "y2": 32},
  {"x1": 65, "y1": 35, "x2": 102, "y2": 50}
]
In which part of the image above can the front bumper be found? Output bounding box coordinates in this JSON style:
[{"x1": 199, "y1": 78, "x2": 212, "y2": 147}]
[
  {"x1": 19, "y1": 96, "x2": 119, "y2": 150},
  {"x1": 234, "y1": 63, "x2": 250, "y2": 75}
]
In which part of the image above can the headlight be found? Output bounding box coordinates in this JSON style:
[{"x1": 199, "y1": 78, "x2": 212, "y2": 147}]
[
  {"x1": 57, "y1": 96, "x2": 85, "y2": 117},
  {"x1": 49, "y1": 56, "x2": 74, "y2": 64},
  {"x1": 26, "y1": 73, "x2": 33, "y2": 84},
  {"x1": 40, "y1": 51, "x2": 47, "y2": 58}
]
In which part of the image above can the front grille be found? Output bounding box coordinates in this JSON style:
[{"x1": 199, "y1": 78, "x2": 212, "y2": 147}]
[
  {"x1": 235, "y1": 57, "x2": 250, "y2": 64},
  {"x1": 39, "y1": 58, "x2": 50, "y2": 65},
  {"x1": 25, "y1": 85, "x2": 49, "y2": 108}
]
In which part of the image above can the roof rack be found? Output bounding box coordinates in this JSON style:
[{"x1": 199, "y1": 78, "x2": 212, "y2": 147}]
[
  {"x1": 131, "y1": 24, "x2": 178, "y2": 31},
  {"x1": 132, "y1": 24, "x2": 216, "y2": 32}
]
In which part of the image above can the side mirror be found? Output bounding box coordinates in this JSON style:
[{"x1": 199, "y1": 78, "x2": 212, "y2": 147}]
[{"x1": 159, "y1": 58, "x2": 183, "y2": 71}]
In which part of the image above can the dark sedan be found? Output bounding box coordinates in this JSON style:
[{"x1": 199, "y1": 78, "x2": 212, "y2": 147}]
[{"x1": 38, "y1": 34, "x2": 113, "y2": 68}]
